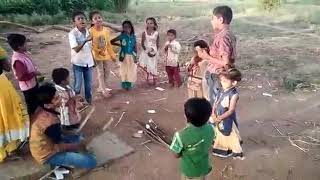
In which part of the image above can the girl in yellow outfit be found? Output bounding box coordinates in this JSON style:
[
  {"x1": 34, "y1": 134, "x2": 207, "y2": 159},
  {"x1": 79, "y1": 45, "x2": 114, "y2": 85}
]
[
  {"x1": 89, "y1": 11, "x2": 117, "y2": 97},
  {"x1": 0, "y1": 46, "x2": 29, "y2": 162}
]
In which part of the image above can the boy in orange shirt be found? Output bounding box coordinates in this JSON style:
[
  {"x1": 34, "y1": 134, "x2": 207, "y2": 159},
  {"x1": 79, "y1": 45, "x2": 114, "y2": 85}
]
[{"x1": 89, "y1": 11, "x2": 116, "y2": 97}]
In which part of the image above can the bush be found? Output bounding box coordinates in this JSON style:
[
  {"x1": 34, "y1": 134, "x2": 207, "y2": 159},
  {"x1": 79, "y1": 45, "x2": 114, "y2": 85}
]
[{"x1": 259, "y1": 0, "x2": 281, "y2": 11}]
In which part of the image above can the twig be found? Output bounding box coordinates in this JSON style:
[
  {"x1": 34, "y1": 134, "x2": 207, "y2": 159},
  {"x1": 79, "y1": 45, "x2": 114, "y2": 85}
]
[
  {"x1": 291, "y1": 139, "x2": 320, "y2": 146},
  {"x1": 144, "y1": 145, "x2": 152, "y2": 153},
  {"x1": 272, "y1": 123, "x2": 285, "y2": 136},
  {"x1": 110, "y1": 70, "x2": 118, "y2": 78},
  {"x1": 140, "y1": 140, "x2": 152, "y2": 145},
  {"x1": 102, "y1": 117, "x2": 114, "y2": 131},
  {"x1": 149, "y1": 98, "x2": 167, "y2": 103},
  {"x1": 306, "y1": 136, "x2": 320, "y2": 143},
  {"x1": 76, "y1": 106, "x2": 95, "y2": 133},
  {"x1": 288, "y1": 137, "x2": 309, "y2": 153},
  {"x1": 248, "y1": 137, "x2": 260, "y2": 144},
  {"x1": 114, "y1": 112, "x2": 126, "y2": 127}
]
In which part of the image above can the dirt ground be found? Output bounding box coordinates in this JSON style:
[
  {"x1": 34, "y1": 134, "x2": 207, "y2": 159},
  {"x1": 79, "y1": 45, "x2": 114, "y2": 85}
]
[{"x1": 1, "y1": 2, "x2": 320, "y2": 180}]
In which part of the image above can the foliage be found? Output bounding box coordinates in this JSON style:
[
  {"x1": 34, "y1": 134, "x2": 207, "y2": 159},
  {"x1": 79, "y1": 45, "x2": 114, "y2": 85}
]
[{"x1": 259, "y1": 0, "x2": 281, "y2": 11}]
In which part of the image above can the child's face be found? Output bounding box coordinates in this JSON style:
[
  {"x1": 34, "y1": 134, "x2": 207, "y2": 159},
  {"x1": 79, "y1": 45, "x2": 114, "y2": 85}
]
[
  {"x1": 219, "y1": 74, "x2": 236, "y2": 90},
  {"x1": 123, "y1": 23, "x2": 132, "y2": 34},
  {"x1": 61, "y1": 76, "x2": 70, "y2": 86},
  {"x1": 211, "y1": 15, "x2": 223, "y2": 30},
  {"x1": 92, "y1": 14, "x2": 103, "y2": 27},
  {"x1": 146, "y1": 19, "x2": 155, "y2": 30},
  {"x1": 74, "y1": 15, "x2": 87, "y2": 29},
  {"x1": 167, "y1": 32, "x2": 176, "y2": 42}
]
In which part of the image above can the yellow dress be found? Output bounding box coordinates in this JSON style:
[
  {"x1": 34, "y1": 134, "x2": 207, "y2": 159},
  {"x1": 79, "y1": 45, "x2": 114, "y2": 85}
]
[{"x1": 0, "y1": 73, "x2": 29, "y2": 162}]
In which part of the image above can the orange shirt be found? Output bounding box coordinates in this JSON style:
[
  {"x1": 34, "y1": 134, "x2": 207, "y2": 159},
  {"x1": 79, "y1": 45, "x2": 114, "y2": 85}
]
[{"x1": 89, "y1": 27, "x2": 116, "y2": 61}]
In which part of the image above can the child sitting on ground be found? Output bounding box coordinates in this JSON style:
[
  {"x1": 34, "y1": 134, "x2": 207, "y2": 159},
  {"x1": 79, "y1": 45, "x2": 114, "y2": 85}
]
[
  {"x1": 170, "y1": 98, "x2": 215, "y2": 180},
  {"x1": 187, "y1": 40, "x2": 209, "y2": 99},
  {"x1": 52, "y1": 68, "x2": 86, "y2": 132},
  {"x1": 164, "y1": 29, "x2": 182, "y2": 87},
  {"x1": 211, "y1": 68, "x2": 244, "y2": 160}
]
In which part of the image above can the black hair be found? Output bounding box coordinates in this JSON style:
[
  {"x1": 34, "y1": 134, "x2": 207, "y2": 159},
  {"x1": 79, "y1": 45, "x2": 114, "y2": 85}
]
[
  {"x1": 37, "y1": 83, "x2": 57, "y2": 105},
  {"x1": 184, "y1": 98, "x2": 212, "y2": 127},
  {"x1": 122, "y1": 20, "x2": 135, "y2": 35},
  {"x1": 213, "y1": 6, "x2": 233, "y2": 24},
  {"x1": 52, "y1": 68, "x2": 69, "y2": 85},
  {"x1": 7, "y1": 34, "x2": 26, "y2": 51},
  {"x1": 167, "y1": 29, "x2": 177, "y2": 37},
  {"x1": 146, "y1": 17, "x2": 158, "y2": 30},
  {"x1": 72, "y1": 10, "x2": 86, "y2": 22},
  {"x1": 194, "y1": 40, "x2": 209, "y2": 53},
  {"x1": 221, "y1": 68, "x2": 242, "y2": 82}
]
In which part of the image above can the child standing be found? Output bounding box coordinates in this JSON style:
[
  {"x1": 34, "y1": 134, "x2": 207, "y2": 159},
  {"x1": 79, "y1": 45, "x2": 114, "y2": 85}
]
[
  {"x1": 211, "y1": 68, "x2": 244, "y2": 160},
  {"x1": 170, "y1": 98, "x2": 215, "y2": 180},
  {"x1": 139, "y1": 17, "x2": 160, "y2": 85},
  {"x1": 187, "y1": 40, "x2": 209, "y2": 99},
  {"x1": 68, "y1": 11, "x2": 94, "y2": 104},
  {"x1": 52, "y1": 68, "x2": 81, "y2": 131},
  {"x1": 89, "y1": 11, "x2": 117, "y2": 97},
  {"x1": 7, "y1": 33, "x2": 41, "y2": 116},
  {"x1": 111, "y1": 20, "x2": 137, "y2": 90},
  {"x1": 196, "y1": 6, "x2": 236, "y2": 105},
  {"x1": 164, "y1": 29, "x2": 181, "y2": 87}
]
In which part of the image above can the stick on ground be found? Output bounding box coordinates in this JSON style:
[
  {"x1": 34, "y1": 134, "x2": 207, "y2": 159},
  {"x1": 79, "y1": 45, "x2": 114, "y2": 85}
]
[{"x1": 114, "y1": 112, "x2": 126, "y2": 127}]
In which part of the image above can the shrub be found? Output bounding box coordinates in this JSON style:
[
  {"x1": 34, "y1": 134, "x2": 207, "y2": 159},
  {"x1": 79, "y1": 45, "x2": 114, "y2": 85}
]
[{"x1": 259, "y1": 0, "x2": 281, "y2": 11}]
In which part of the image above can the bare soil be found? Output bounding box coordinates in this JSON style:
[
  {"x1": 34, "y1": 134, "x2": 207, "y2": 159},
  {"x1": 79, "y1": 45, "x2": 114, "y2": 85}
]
[{"x1": 1, "y1": 9, "x2": 320, "y2": 180}]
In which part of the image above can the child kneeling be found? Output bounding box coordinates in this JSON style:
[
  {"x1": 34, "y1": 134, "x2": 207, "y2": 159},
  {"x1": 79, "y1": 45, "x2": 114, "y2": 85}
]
[
  {"x1": 211, "y1": 68, "x2": 244, "y2": 160},
  {"x1": 170, "y1": 98, "x2": 215, "y2": 179}
]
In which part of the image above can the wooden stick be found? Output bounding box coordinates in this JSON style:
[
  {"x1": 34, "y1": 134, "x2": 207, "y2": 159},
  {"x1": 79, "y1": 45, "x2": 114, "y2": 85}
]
[
  {"x1": 102, "y1": 117, "x2": 114, "y2": 131},
  {"x1": 272, "y1": 123, "x2": 285, "y2": 136},
  {"x1": 76, "y1": 106, "x2": 95, "y2": 133},
  {"x1": 140, "y1": 140, "x2": 152, "y2": 145},
  {"x1": 114, "y1": 112, "x2": 126, "y2": 127},
  {"x1": 150, "y1": 98, "x2": 167, "y2": 103},
  {"x1": 144, "y1": 145, "x2": 152, "y2": 153},
  {"x1": 288, "y1": 137, "x2": 309, "y2": 153}
]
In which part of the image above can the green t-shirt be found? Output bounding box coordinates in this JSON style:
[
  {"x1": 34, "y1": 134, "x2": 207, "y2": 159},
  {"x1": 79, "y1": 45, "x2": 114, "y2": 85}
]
[{"x1": 170, "y1": 123, "x2": 216, "y2": 178}]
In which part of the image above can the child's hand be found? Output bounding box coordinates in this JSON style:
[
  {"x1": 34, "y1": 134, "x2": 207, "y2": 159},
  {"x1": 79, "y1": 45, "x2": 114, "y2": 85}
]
[
  {"x1": 111, "y1": 58, "x2": 117, "y2": 62},
  {"x1": 86, "y1": 36, "x2": 93, "y2": 42}
]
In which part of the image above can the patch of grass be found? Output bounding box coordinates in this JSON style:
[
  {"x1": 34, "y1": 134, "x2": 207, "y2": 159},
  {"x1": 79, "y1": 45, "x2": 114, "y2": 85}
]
[{"x1": 0, "y1": 12, "x2": 67, "y2": 26}]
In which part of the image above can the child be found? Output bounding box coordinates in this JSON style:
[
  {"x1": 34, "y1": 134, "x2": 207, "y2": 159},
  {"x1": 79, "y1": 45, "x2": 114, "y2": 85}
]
[
  {"x1": 52, "y1": 68, "x2": 81, "y2": 131},
  {"x1": 7, "y1": 33, "x2": 41, "y2": 115},
  {"x1": 196, "y1": 6, "x2": 236, "y2": 105},
  {"x1": 111, "y1": 20, "x2": 137, "y2": 90},
  {"x1": 211, "y1": 68, "x2": 244, "y2": 160},
  {"x1": 187, "y1": 40, "x2": 209, "y2": 99},
  {"x1": 164, "y1": 29, "x2": 181, "y2": 87},
  {"x1": 139, "y1": 17, "x2": 160, "y2": 85},
  {"x1": 170, "y1": 98, "x2": 215, "y2": 179},
  {"x1": 69, "y1": 11, "x2": 94, "y2": 104},
  {"x1": 89, "y1": 10, "x2": 117, "y2": 97}
]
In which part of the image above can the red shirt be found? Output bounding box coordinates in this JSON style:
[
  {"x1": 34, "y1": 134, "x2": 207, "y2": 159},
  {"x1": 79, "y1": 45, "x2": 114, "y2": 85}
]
[{"x1": 207, "y1": 27, "x2": 236, "y2": 74}]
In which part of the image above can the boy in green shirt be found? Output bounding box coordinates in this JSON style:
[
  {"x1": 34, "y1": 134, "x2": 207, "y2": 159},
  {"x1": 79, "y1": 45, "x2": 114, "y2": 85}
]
[{"x1": 170, "y1": 98, "x2": 216, "y2": 180}]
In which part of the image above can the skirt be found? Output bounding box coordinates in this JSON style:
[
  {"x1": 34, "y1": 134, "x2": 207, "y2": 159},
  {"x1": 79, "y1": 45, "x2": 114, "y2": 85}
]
[
  {"x1": 139, "y1": 50, "x2": 158, "y2": 75},
  {"x1": 0, "y1": 74, "x2": 29, "y2": 162},
  {"x1": 119, "y1": 55, "x2": 137, "y2": 89},
  {"x1": 213, "y1": 122, "x2": 242, "y2": 154}
]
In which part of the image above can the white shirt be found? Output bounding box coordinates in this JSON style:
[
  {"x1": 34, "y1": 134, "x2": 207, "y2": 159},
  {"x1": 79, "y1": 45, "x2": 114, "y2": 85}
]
[
  {"x1": 69, "y1": 27, "x2": 94, "y2": 67},
  {"x1": 165, "y1": 40, "x2": 181, "y2": 67}
]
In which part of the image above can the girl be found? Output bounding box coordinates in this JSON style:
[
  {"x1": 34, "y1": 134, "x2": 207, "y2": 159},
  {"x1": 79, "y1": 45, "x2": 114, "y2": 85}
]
[
  {"x1": 187, "y1": 40, "x2": 209, "y2": 99},
  {"x1": 89, "y1": 10, "x2": 117, "y2": 97},
  {"x1": 111, "y1": 20, "x2": 137, "y2": 90},
  {"x1": 211, "y1": 68, "x2": 244, "y2": 160},
  {"x1": 139, "y1": 17, "x2": 160, "y2": 85},
  {"x1": 0, "y1": 46, "x2": 29, "y2": 162}
]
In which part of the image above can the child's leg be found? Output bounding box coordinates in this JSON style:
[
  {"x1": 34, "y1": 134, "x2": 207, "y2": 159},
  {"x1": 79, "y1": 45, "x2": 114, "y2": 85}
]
[
  {"x1": 73, "y1": 65, "x2": 83, "y2": 96},
  {"x1": 104, "y1": 61, "x2": 111, "y2": 88},
  {"x1": 173, "y1": 66, "x2": 182, "y2": 86},
  {"x1": 96, "y1": 61, "x2": 105, "y2": 92},
  {"x1": 23, "y1": 85, "x2": 39, "y2": 115},
  {"x1": 83, "y1": 67, "x2": 93, "y2": 104},
  {"x1": 165, "y1": 66, "x2": 174, "y2": 85}
]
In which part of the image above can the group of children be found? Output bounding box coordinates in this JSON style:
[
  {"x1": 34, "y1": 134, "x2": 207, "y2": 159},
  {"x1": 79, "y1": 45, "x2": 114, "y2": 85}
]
[
  {"x1": 170, "y1": 5, "x2": 245, "y2": 180},
  {"x1": 2, "y1": 4, "x2": 244, "y2": 180}
]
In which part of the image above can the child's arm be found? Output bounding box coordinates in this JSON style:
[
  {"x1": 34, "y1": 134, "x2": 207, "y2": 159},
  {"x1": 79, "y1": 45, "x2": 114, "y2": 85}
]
[
  {"x1": 170, "y1": 42, "x2": 181, "y2": 54},
  {"x1": 215, "y1": 94, "x2": 239, "y2": 123},
  {"x1": 156, "y1": 33, "x2": 160, "y2": 50},
  {"x1": 141, "y1": 32, "x2": 146, "y2": 51},
  {"x1": 169, "y1": 132, "x2": 183, "y2": 159},
  {"x1": 110, "y1": 35, "x2": 121, "y2": 46},
  {"x1": 69, "y1": 32, "x2": 92, "y2": 53},
  {"x1": 105, "y1": 30, "x2": 117, "y2": 61},
  {"x1": 13, "y1": 61, "x2": 37, "y2": 81},
  {"x1": 103, "y1": 22, "x2": 122, "y2": 32}
]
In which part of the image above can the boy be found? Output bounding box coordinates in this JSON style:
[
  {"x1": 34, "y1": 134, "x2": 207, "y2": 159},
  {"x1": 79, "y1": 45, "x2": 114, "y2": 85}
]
[
  {"x1": 187, "y1": 40, "x2": 209, "y2": 99},
  {"x1": 52, "y1": 68, "x2": 81, "y2": 131},
  {"x1": 170, "y1": 98, "x2": 215, "y2": 180},
  {"x1": 69, "y1": 11, "x2": 94, "y2": 104},
  {"x1": 7, "y1": 33, "x2": 41, "y2": 115},
  {"x1": 164, "y1": 29, "x2": 182, "y2": 87},
  {"x1": 196, "y1": 6, "x2": 236, "y2": 104},
  {"x1": 29, "y1": 83, "x2": 97, "y2": 169},
  {"x1": 211, "y1": 68, "x2": 244, "y2": 159}
]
